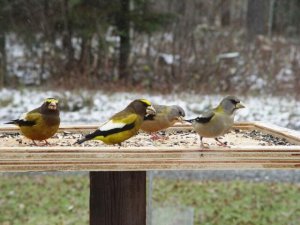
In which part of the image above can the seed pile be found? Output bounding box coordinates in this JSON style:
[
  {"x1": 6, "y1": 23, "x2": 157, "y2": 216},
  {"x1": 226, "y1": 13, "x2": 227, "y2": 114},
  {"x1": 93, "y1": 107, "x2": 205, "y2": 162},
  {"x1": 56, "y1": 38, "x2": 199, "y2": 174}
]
[
  {"x1": 0, "y1": 129, "x2": 294, "y2": 148},
  {"x1": 243, "y1": 130, "x2": 291, "y2": 146}
]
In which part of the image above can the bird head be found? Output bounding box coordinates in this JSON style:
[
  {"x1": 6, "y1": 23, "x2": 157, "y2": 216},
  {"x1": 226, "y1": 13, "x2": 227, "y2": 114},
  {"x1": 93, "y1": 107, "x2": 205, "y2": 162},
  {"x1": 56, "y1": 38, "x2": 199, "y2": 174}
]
[
  {"x1": 218, "y1": 96, "x2": 245, "y2": 115},
  {"x1": 129, "y1": 99, "x2": 156, "y2": 116},
  {"x1": 43, "y1": 98, "x2": 59, "y2": 111},
  {"x1": 141, "y1": 99, "x2": 156, "y2": 116},
  {"x1": 170, "y1": 105, "x2": 186, "y2": 122}
]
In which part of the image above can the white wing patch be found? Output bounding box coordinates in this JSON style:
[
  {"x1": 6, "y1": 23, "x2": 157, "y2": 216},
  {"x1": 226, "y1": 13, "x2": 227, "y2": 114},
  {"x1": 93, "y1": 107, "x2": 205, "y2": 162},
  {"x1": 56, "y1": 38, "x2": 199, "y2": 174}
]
[
  {"x1": 19, "y1": 113, "x2": 28, "y2": 121},
  {"x1": 99, "y1": 120, "x2": 127, "y2": 131}
]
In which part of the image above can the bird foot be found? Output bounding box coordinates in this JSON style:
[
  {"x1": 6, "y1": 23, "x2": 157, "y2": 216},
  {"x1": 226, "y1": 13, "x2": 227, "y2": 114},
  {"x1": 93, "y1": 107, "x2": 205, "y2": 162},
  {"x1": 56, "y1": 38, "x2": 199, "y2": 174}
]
[
  {"x1": 216, "y1": 140, "x2": 229, "y2": 147},
  {"x1": 200, "y1": 142, "x2": 210, "y2": 149},
  {"x1": 150, "y1": 133, "x2": 168, "y2": 141},
  {"x1": 43, "y1": 140, "x2": 51, "y2": 146},
  {"x1": 214, "y1": 137, "x2": 227, "y2": 147},
  {"x1": 31, "y1": 140, "x2": 51, "y2": 146}
]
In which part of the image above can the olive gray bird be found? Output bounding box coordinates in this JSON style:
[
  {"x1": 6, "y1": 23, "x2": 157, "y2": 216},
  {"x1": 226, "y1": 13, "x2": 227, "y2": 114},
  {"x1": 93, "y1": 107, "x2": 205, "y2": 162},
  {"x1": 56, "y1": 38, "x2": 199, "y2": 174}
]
[
  {"x1": 140, "y1": 104, "x2": 185, "y2": 140},
  {"x1": 185, "y1": 96, "x2": 245, "y2": 148}
]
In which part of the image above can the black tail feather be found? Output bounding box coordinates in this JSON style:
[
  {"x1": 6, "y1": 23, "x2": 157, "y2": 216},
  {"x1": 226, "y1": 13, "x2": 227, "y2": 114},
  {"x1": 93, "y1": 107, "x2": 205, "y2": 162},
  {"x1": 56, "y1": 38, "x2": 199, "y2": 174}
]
[
  {"x1": 5, "y1": 121, "x2": 16, "y2": 125},
  {"x1": 5, "y1": 119, "x2": 35, "y2": 126},
  {"x1": 184, "y1": 119, "x2": 195, "y2": 123},
  {"x1": 75, "y1": 137, "x2": 89, "y2": 145},
  {"x1": 75, "y1": 130, "x2": 101, "y2": 144}
]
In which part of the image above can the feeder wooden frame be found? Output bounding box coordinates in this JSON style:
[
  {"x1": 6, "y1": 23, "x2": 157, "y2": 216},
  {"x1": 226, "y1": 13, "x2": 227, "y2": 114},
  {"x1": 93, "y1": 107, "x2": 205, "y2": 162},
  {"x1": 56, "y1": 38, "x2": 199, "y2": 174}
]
[
  {"x1": 1, "y1": 122, "x2": 300, "y2": 225},
  {"x1": 0, "y1": 122, "x2": 300, "y2": 172}
]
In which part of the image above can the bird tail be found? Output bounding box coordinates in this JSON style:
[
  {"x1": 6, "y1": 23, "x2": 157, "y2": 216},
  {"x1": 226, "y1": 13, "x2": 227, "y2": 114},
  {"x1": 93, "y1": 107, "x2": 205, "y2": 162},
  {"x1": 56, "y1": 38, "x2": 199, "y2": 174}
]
[
  {"x1": 5, "y1": 120, "x2": 17, "y2": 125},
  {"x1": 75, "y1": 130, "x2": 101, "y2": 144},
  {"x1": 5, "y1": 119, "x2": 35, "y2": 126},
  {"x1": 184, "y1": 118, "x2": 195, "y2": 123},
  {"x1": 75, "y1": 137, "x2": 89, "y2": 145}
]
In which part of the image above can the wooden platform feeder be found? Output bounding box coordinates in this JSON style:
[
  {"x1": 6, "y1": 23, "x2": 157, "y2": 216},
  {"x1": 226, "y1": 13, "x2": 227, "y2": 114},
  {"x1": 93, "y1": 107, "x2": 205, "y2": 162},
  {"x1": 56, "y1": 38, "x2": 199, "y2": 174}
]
[{"x1": 1, "y1": 122, "x2": 300, "y2": 225}]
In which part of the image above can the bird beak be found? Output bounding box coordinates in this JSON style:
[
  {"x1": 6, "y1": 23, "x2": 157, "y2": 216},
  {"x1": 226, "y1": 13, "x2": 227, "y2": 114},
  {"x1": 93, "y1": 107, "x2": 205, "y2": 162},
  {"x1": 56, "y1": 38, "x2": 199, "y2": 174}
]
[
  {"x1": 146, "y1": 105, "x2": 156, "y2": 115},
  {"x1": 48, "y1": 102, "x2": 57, "y2": 110},
  {"x1": 236, "y1": 102, "x2": 245, "y2": 109},
  {"x1": 176, "y1": 116, "x2": 184, "y2": 123}
]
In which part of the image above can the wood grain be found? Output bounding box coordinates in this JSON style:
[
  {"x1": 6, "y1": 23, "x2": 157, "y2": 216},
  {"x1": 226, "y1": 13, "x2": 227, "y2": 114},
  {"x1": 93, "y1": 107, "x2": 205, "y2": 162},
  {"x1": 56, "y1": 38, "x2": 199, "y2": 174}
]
[
  {"x1": 90, "y1": 171, "x2": 146, "y2": 225},
  {"x1": 1, "y1": 122, "x2": 300, "y2": 171},
  {"x1": 1, "y1": 147, "x2": 300, "y2": 171}
]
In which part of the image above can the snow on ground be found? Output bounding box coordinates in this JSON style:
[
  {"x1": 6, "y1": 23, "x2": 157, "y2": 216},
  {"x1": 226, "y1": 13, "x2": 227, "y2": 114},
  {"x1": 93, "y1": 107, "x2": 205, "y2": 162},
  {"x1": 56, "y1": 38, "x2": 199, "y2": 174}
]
[{"x1": 0, "y1": 89, "x2": 300, "y2": 130}]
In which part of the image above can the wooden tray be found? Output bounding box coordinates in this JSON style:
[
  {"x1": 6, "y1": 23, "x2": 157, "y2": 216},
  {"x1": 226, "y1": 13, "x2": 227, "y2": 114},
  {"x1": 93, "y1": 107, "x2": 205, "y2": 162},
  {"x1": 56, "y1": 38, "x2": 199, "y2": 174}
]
[{"x1": 0, "y1": 122, "x2": 300, "y2": 172}]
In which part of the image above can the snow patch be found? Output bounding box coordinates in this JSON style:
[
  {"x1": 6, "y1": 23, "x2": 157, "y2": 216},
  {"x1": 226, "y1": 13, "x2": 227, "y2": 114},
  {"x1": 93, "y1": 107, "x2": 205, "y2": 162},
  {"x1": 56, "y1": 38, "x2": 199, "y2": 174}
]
[{"x1": 0, "y1": 89, "x2": 300, "y2": 130}]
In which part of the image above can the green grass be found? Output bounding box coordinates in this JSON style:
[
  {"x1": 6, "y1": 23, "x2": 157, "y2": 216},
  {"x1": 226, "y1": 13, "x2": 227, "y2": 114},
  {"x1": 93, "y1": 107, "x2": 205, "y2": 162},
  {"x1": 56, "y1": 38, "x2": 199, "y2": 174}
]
[
  {"x1": 0, "y1": 174, "x2": 300, "y2": 225},
  {"x1": 153, "y1": 178, "x2": 300, "y2": 225},
  {"x1": 0, "y1": 174, "x2": 89, "y2": 225}
]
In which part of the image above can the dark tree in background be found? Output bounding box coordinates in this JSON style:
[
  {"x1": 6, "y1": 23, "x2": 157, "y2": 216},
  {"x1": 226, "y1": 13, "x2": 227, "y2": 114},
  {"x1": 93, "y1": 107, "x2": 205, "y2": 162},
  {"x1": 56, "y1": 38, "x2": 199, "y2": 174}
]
[
  {"x1": 220, "y1": 0, "x2": 231, "y2": 27},
  {"x1": 0, "y1": 0, "x2": 10, "y2": 88},
  {"x1": 1, "y1": 0, "x2": 300, "y2": 92},
  {"x1": 61, "y1": 0, "x2": 75, "y2": 65},
  {"x1": 116, "y1": 0, "x2": 130, "y2": 81},
  {"x1": 0, "y1": 26, "x2": 6, "y2": 88},
  {"x1": 246, "y1": 0, "x2": 271, "y2": 40}
]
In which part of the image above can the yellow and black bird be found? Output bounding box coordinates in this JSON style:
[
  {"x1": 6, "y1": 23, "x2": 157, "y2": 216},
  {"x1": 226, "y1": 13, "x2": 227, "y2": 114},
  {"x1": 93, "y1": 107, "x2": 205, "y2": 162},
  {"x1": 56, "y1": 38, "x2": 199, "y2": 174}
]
[
  {"x1": 6, "y1": 98, "x2": 60, "y2": 145},
  {"x1": 185, "y1": 96, "x2": 245, "y2": 147},
  {"x1": 76, "y1": 99, "x2": 156, "y2": 146},
  {"x1": 140, "y1": 104, "x2": 185, "y2": 140}
]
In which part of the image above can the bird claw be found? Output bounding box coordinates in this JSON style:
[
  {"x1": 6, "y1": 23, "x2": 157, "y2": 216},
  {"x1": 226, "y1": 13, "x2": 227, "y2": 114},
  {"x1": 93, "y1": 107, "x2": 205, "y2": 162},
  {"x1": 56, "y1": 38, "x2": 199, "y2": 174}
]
[
  {"x1": 150, "y1": 133, "x2": 168, "y2": 141},
  {"x1": 200, "y1": 142, "x2": 210, "y2": 149},
  {"x1": 31, "y1": 140, "x2": 51, "y2": 146},
  {"x1": 216, "y1": 140, "x2": 230, "y2": 148},
  {"x1": 44, "y1": 140, "x2": 51, "y2": 146},
  {"x1": 216, "y1": 142, "x2": 227, "y2": 147},
  {"x1": 214, "y1": 137, "x2": 229, "y2": 147}
]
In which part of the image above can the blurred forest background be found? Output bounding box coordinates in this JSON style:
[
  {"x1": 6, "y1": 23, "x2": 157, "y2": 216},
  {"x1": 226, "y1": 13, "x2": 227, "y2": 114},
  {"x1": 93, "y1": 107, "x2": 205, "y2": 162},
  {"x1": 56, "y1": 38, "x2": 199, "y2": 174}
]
[
  {"x1": 1, "y1": 2, "x2": 300, "y2": 225},
  {"x1": 0, "y1": 0, "x2": 300, "y2": 94}
]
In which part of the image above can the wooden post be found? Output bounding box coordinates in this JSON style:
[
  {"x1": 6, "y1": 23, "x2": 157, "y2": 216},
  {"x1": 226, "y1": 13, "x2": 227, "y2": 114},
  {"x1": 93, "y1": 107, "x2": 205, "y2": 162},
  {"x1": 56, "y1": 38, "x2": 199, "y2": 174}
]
[{"x1": 90, "y1": 171, "x2": 146, "y2": 225}]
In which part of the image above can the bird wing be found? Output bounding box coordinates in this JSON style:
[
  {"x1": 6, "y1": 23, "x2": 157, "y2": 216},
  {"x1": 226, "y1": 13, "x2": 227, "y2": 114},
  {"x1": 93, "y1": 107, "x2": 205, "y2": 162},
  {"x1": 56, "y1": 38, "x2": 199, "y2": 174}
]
[
  {"x1": 22, "y1": 110, "x2": 42, "y2": 125},
  {"x1": 100, "y1": 118, "x2": 132, "y2": 131},
  {"x1": 195, "y1": 111, "x2": 215, "y2": 124},
  {"x1": 76, "y1": 113, "x2": 139, "y2": 144},
  {"x1": 6, "y1": 109, "x2": 41, "y2": 126},
  {"x1": 110, "y1": 113, "x2": 138, "y2": 126},
  {"x1": 97, "y1": 113, "x2": 138, "y2": 136}
]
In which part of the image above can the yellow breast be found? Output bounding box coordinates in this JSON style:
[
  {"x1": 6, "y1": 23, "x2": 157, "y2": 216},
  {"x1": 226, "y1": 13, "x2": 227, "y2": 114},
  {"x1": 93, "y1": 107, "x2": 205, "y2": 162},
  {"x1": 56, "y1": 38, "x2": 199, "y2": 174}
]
[{"x1": 20, "y1": 115, "x2": 60, "y2": 141}]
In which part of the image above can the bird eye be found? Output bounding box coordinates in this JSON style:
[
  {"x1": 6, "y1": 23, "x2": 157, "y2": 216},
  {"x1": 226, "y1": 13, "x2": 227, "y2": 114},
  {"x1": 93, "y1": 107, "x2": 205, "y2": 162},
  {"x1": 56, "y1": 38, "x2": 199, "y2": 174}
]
[{"x1": 230, "y1": 99, "x2": 239, "y2": 105}]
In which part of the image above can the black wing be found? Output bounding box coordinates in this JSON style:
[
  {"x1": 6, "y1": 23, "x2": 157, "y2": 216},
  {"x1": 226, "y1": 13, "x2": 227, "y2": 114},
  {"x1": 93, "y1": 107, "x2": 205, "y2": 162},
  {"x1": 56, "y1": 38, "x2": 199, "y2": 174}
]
[
  {"x1": 185, "y1": 111, "x2": 214, "y2": 124},
  {"x1": 76, "y1": 122, "x2": 135, "y2": 144},
  {"x1": 5, "y1": 119, "x2": 36, "y2": 126}
]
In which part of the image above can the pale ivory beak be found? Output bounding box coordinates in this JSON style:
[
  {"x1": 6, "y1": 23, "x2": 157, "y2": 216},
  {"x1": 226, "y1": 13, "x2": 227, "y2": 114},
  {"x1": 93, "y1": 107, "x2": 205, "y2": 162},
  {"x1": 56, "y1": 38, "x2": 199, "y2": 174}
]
[
  {"x1": 48, "y1": 102, "x2": 57, "y2": 110},
  {"x1": 146, "y1": 105, "x2": 156, "y2": 115},
  {"x1": 176, "y1": 116, "x2": 185, "y2": 123},
  {"x1": 236, "y1": 102, "x2": 245, "y2": 109}
]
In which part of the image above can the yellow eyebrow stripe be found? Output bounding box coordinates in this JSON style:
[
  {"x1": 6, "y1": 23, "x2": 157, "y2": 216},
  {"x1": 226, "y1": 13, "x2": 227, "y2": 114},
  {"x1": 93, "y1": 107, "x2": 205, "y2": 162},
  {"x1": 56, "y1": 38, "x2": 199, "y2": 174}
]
[
  {"x1": 44, "y1": 98, "x2": 59, "y2": 103},
  {"x1": 140, "y1": 99, "x2": 151, "y2": 106}
]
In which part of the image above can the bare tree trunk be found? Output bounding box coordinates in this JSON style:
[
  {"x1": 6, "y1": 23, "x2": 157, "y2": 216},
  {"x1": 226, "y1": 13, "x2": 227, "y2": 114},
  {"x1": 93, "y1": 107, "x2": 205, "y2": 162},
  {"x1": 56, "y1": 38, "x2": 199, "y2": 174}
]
[
  {"x1": 246, "y1": 0, "x2": 270, "y2": 40},
  {"x1": 268, "y1": 0, "x2": 275, "y2": 37},
  {"x1": 38, "y1": 0, "x2": 51, "y2": 85},
  {"x1": 61, "y1": 0, "x2": 74, "y2": 63},
  {"x1": 0, "y1": 31, "x2": 6, "y2": 88},
  {"x1": 79, "y1": 36, "x2": 92, "y2": 80},
  {"x1": 117, "y1": 0, "x2": 130, "y2": 81},
  {"x1": 220, "y1": 0, "x2": 231, "y2": 27}
]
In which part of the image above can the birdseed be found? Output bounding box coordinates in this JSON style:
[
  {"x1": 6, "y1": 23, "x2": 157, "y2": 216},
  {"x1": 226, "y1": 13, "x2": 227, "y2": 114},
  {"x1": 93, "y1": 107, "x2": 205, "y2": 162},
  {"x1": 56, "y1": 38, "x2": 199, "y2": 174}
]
[{"x1": 0, "y1": 129, "x2": 294, "y2": 148}]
